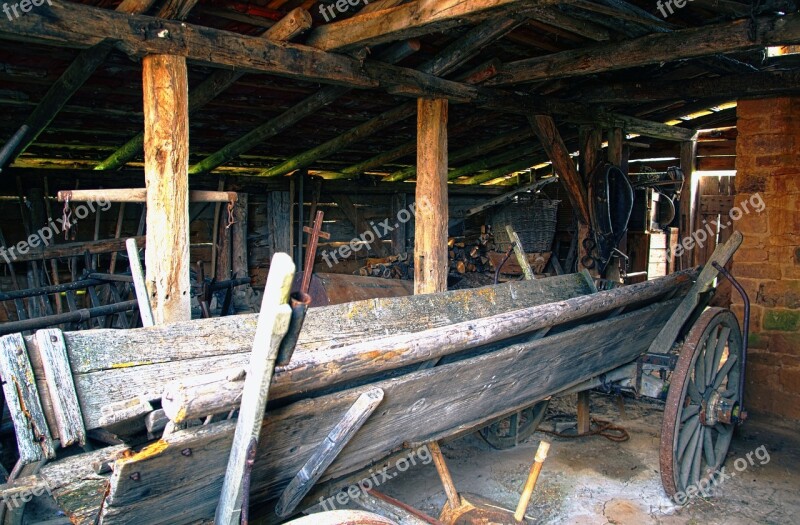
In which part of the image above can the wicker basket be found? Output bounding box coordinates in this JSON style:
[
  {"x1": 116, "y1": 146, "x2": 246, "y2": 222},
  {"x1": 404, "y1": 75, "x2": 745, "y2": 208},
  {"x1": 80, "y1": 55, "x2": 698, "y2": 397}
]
[{"x1": 492, "y1": 196, "x2": 560, "y2": 253}]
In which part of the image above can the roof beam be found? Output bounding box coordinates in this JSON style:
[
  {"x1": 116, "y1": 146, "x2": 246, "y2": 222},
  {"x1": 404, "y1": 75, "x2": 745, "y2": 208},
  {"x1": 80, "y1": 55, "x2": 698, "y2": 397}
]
[
  {"x1": 0, "y1": 1, "x2": 479, "y2": 102},
  {"x1": 487, "y1": 13, "x2": 800, "y2": 85},
  {"x1": 580, "y1": 70, "x2": 800, "y2": 103},
  {"x1": 305, "y1": 0, "x2": 558, "y2": 52}
]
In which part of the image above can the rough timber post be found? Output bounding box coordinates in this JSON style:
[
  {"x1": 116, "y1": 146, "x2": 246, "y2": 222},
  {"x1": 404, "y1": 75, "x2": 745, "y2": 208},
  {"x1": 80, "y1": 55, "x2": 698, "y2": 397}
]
[
  {"x1": 142, "y1": 54, "x2": 191, "y2": 324},
  {"x1": 414, "y1": 98, "x2": 448, "y2": 295}
]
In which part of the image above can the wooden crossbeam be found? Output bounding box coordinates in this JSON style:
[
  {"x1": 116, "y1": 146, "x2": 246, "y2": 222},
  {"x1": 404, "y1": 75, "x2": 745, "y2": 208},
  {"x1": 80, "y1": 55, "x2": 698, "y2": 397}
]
[
  {"x1": 487, "y1": 13, "x2": 800, "y2": 85},
  {"x1": 305, "y1": 0, "x2": 557, "y2": 51},
  {"x1": 581, "y1": 70, "x2": 800, "y2": 103},
  {"x1": 0, "y1": 2, "x2": 690, "y2": 147},
  {"x1": 0, "y1": 2, "x2": 481, "y2": 102}
]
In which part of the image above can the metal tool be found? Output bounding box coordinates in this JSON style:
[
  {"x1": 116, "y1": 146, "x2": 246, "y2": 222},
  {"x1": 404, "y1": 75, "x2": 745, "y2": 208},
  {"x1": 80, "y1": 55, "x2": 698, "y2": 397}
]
[{"x1": 276, "y1": 210, "x2": 329, "y2": 366}]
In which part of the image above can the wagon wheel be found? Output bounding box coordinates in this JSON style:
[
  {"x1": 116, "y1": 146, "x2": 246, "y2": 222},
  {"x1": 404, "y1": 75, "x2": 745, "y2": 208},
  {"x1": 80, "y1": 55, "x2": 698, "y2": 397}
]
[
  {"x1": 660, "y1": 307, "x2": 743, "y2": 498},
  {"x1": 479, "y1": 399, "x2": 549, "y2": 450}
]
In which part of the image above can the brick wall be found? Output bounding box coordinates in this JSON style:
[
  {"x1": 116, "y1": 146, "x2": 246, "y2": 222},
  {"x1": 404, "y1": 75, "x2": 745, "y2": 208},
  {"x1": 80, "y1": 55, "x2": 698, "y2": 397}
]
[{"x1": 733, "y1": 97, "x2": 800, "y2": 420}]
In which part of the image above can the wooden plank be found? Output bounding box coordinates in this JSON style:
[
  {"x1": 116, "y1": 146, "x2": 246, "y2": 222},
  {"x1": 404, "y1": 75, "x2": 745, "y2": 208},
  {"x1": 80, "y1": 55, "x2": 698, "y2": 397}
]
[
  {"x1": 9, "y1": 237, "x2": 144, "y2": 264},
  {"x1": 275, "y1": 388, "x2": 384, "y2": 517},
  {"x1": 216, "y1": 253, "x2": 295, "y2": 524},
  {"x1": 0, "y1": 334, "x2": 55, "y2": 462},
  {"x1": 390, "y1": 193, "x2": 407, "y2": 255},
  {"x1": 24, "y1": 274, "x2": 605, "y2": 431},
  {"x1": 57, "y1": 189, "x2": 236, "y2": 203},
  {"x1": 143, "y1": 54, "x2": 190, "y2": 324},
  {"x1": 126, "y1": 238, "x2": 154, "y2": 328},
  {"x1": 305, "y1": 0, "x2": 552, "y2": 51},
  {"x1": 100, "y1": 297, "x2": 681, "y2": 524},
  {"x1": 506, "y1": 225, "x2": 535, "y2": 280},
  {"x1": 160, "y1": 271, "x2": 692, "y2": 424},
  {"x1": 647, "y1": 231, "x2": 742, "y2": 355},
  {"x1": 331, "y1": 194, "x2": 390, "y2": 258},
  {"x1": 266, "y1": 191, "x2": 292, "y2": 258},
  {"x1": 487, "y1": 13, "x2": 800, "y2": 85},
  {"x1": 414, "y1": 98, "x2": 449, "y2": 295},
  {"x1": 33, "y1": 329, "x2": 86, "y2": 447},
  {"x1": 697, "y1": 156, "x2": 736, "y2": 171}
]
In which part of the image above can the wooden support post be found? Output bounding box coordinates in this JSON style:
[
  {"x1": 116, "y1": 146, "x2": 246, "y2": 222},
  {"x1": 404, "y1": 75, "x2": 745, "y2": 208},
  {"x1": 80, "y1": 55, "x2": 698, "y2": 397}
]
[
  {"x1": 680, "y1": 139, "x2": 699, "y2": 269},
  {"x1": 579, "y1": 125, "x2": 602, "y2": 183},
  {"x1": 266, "y1": 192, "x2": 292, "y2": 258},
  {"x1": 275, "y1": 388, "x2": 384, "y2": 517},
  {"x1": 606, "y1": 127, "x2": 625, "y2": 282},
  {"x1": 142, "y1": 54, "x2": 190, "y2": 324},
  {"x1": 576, "y1": 391, "x2": 591, "y2": 434},
  {"x1": 414, "y1": 98, "x2": 448, "y2": 295},
  {"x1": 215, "y1": 253, "x2": 295, "y2": 525},
  {"x1": 231, "y1": 193, "x2": 249, "y2": 279},
  {"x1": 428, "y1": 441, "x2": 461, "y2": 511},
  {"x1": 390, "y1": 193, "x2": 407, "y2": 255}
]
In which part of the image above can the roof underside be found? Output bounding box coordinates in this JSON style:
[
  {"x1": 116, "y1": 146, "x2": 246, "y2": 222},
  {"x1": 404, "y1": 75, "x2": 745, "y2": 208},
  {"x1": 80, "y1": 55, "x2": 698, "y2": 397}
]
[{"x1": 0, "y1": 0, "x2": 798, "y2": 187}]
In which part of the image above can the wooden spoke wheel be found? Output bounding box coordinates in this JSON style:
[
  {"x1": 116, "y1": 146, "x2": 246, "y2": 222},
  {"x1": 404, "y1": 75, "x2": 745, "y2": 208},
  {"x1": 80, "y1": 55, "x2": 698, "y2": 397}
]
[
  {"x1": 660, "y1": 307, "x2": 743, "y2": 498},
  {"x1": 479, "y1": 399, "x2": 549, "y2": 450}
]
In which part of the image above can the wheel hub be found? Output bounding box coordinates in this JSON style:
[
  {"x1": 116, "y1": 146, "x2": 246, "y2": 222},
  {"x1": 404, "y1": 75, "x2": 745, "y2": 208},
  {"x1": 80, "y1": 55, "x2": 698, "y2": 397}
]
[{"x1": 700, "y1": 390, "x2": 740, "y2": 426}]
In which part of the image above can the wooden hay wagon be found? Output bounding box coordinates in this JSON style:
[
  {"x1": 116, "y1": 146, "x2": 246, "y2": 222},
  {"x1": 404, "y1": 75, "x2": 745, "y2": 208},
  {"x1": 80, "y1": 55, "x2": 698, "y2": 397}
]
[{"x1": 0, "y1": 232, "x2": 746, "y2": 524}]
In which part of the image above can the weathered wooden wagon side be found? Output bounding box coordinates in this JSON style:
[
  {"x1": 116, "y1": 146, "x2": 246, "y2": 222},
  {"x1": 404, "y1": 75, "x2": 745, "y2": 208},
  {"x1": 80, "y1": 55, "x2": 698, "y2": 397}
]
[{"x1": 0, "y1": 234, "x2": 745, "y2": 524}]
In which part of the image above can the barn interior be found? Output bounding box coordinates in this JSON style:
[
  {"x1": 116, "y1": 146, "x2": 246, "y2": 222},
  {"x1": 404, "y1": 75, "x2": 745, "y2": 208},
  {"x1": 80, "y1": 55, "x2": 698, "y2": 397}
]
[{"x1": 0, "y1": 0, "x2": 799, "y2": 523}]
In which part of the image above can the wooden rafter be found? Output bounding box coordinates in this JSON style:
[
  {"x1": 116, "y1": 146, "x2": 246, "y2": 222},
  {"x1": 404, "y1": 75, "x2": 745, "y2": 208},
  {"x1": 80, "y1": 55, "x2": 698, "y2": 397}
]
[
  {"x1": 305, "y1": 0, "x2": 559, "y2": 51},
  {"x1": 188, "y1": 40, "x2": 421, "y2": 175},
  {"x1": 251, "y1": 16, "x2": 524, "y2": 178},
  {"x1": 581, "y1": 70, "x2": 800, "y2": 103},
  {"x1": 487, "y1": 13, "x2": 800, "y2": 85},
  {"x1": 528, "y1": 115, "x2": 589, "y2": 224}
]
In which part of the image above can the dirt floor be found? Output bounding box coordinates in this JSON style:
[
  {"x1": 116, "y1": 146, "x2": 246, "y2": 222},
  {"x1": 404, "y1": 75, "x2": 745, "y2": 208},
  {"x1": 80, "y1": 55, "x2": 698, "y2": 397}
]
[{"x1": 354, "y1": 393, "x2": 800, "y2": 524}]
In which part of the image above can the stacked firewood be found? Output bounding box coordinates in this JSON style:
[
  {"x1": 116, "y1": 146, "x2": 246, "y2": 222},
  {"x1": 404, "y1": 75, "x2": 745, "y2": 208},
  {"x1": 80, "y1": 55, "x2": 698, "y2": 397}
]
[
  {"x1": 357, "y1": 253, "x2": 413, "y2": 279},
  {"x1": 448, "y1": 236, "x2": 492, "y2": 274}
]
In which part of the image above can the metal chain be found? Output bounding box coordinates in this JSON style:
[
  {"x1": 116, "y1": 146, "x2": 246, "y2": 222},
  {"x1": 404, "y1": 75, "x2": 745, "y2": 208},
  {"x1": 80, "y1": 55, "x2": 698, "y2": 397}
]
[
  {"x1": 61, "y1": 198, "x2": 72, "y2": 240},
  {"x1": 225, "y1": 200, "x2": 235, "y2": 229}
]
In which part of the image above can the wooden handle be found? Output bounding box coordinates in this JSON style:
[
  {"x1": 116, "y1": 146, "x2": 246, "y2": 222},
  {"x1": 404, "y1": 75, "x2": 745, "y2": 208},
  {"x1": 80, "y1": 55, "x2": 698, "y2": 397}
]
[{"x1": 514, "y1": 440, "x2": 550, "y2": 522}]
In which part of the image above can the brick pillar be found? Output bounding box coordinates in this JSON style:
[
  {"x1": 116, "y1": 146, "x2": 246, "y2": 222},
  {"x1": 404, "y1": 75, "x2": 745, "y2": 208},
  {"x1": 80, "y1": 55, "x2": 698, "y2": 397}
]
[{"x1": 733, "y1": 97, "x2": 800, "y2": 420}]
